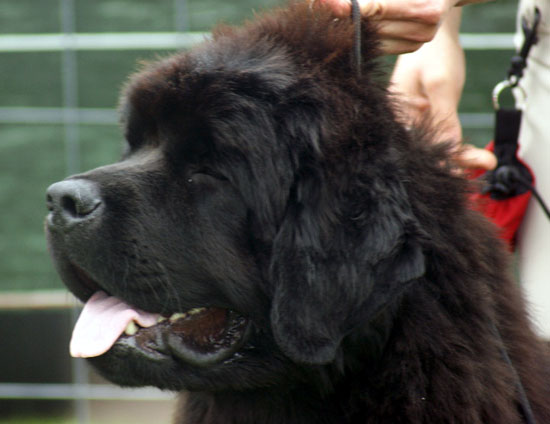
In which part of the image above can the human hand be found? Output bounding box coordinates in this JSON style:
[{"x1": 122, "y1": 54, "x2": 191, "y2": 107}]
[
  {"x1": 390, "y1": 8, "x2": 496, "y2": 170},
  {"x1": 390, "y1": 8, "x2": 464, "y2": 142},
  {"x1": 320, "y1": 0, "x2": 489, "y2": 54}
]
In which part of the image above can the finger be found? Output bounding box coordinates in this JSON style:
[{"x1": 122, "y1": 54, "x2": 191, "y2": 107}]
[
  {"x1": 358, "y1": 0, "x2": 387, "y2": 17},
  {"x1": 317, "y1": 0, "x2": 386, "y2": 18},
  {"x1": 318, "y1": 0, "x2": 352, "y2": 17},
  {"x1": 371, "y1": 18, "x2": 439, "y2": 54},
  {"x1": 320, "y1": 0, "x2": 450, "y2": 23},
  {"x1": 456, "y1": 145, "x2": 498, "y2": 171},
  {"x1": 379, "y1": 38, "x2": 425, "y2": 55},
  {"x1": 362, "y1": 0, "x2": 448, "y2": 23},
  {"x1": 376, "y1": 20, "x2": 439, "y2": 44},
  {"x1": 317, "y1": 0, "x2": 407, "y2": 19}
]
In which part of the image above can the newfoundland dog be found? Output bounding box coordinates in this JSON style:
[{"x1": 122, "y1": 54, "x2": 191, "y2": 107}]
[{"x1": 45, "y1": 2, "x2": 550, "y2": 423}]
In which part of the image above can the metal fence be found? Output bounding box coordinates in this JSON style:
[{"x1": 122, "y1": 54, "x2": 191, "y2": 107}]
[
  {"x1": 0, "y1": 32, "x2": 513, "y2": 130},
  {"x1": 0, "y1": 0, "x2": 515, "y2": 421},
  {"x1": 0, "y1": 1, "x2": 190, "y2": 422}
]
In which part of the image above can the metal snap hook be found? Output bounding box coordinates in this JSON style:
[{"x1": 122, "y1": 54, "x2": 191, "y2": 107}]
[{"x1": 492, "y1": 79, "x2": 527, "y2": 110}]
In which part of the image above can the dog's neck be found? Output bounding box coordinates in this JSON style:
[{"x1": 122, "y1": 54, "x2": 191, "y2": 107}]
[
  {"x1": 177, "y1": 386, "x2": 352, "y2": 424},
  {"x1": 175, "y1": 307, "x2": 398, "y2": 424}
]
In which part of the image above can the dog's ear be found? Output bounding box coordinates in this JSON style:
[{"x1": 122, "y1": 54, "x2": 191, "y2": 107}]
[{"x1": 269, "y1": 173, "x2": 426, "y2": 365}]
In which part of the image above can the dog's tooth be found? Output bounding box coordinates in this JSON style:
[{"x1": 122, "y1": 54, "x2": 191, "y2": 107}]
[
  {"x1": 169, "y1": 312, "x2": 187, "y2": 322},
  {"x1": 168, "y1": 308, "x2": 205, "y2": 322},
  {"x1": 124, "y1": 321, "x2": 139, "y2": 336}
]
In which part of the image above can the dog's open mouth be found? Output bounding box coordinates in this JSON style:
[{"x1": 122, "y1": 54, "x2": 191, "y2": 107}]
[{"x1": 70, "y1": 291, "x2": 250, "y2": 366}]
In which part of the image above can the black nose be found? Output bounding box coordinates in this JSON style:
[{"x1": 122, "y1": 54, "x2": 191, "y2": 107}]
[{"x1": 46, "y1": 179, "x2": 102, "y2": 228}]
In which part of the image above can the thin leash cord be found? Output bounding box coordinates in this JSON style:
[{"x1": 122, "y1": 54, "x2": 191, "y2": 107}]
[
  {"x1": 528, "y1": 184, "x2": 550, "y2": 220},
  {"x1": 517, "y1": 178, "x2": 550, "y2": 220},
  {"x1": 490, "y1": 322, "x2": 538, "y2": 424},
  {"x1": 350, "y1": 0, "x2": 362, "y2": 76}
]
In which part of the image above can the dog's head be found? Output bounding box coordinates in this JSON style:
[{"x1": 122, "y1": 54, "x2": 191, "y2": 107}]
[{"x1": 45, "y1": 3, "x2": 425, "y2": 391}]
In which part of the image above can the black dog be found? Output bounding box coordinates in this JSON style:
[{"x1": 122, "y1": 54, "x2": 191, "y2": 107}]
[{"x1": 45, "y1": 3, "x2": 550, "y2": 423}]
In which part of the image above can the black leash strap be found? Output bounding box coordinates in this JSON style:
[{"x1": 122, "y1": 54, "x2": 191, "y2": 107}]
[
  {"x1": 482, "y1": 106, "x2": 532, "y2": 200},
  {"x1": 485, "y1": 7, "x2": 550, "y2": 222}
]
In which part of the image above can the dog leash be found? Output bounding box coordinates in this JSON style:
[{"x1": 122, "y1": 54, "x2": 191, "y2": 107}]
[
  {"x1": 350, "y1": 0, "x2": 362, "y2": 76},
  {"x1": 485, "y1": 10, "x2": 542, "y2": 424},
  {"x1": 490, "y1": 322, "x2": 537, "y2": 424}
]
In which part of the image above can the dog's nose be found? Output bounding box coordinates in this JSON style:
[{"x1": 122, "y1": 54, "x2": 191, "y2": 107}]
[{"x1": 46, "y1": 179, "x2": 102, "y2": 228}]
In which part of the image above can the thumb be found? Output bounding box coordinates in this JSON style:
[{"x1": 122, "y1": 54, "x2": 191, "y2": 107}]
[
  {"x1": 319, "y1": 0, "x2": 387, "y2": 18},
  {"x1": 456, "y1": 145, "x2": 498, "y2": 171}
]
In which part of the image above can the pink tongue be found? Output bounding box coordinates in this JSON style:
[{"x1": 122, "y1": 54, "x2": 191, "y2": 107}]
[{"x1": 70, "y1": 291, "x2": 160, "y2": 358}]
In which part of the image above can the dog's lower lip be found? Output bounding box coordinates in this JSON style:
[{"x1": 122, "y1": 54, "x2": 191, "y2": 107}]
[{"x1": 120, "y1": 307, "x2": 250, "y2": 366}]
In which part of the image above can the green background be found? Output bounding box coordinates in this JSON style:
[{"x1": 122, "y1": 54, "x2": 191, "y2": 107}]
[{"x1": 0, "y1": 0, "x2": 519, "y2": 292}]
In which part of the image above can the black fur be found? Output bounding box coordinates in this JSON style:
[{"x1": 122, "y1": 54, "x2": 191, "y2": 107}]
[{"x1": 45, "y1": 3, "x2": 550, "y2": 423}]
